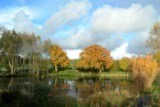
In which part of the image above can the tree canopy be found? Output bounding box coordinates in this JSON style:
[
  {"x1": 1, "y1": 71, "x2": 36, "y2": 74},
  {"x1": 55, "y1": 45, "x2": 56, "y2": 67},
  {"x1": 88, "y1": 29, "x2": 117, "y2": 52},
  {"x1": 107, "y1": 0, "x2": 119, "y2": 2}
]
[
  {"x1": 77, "y1": 44, "x2": 113, "y2": 72},
  {"x1": 0, "y1": 30, "x2": 22, "y2": 74},
  {"x1": 0, "y1": 29, "x2": 53, "y2": 76},
  {"x1": 147, "y1": 22, "x2": 160, "y2": 50},
  {"x1": 153, "y1": 50, "x2": 160, "y2": 66},
  {"x1": 118, "y1": 57, "x2": 130, "y2": 71},
  {"x1": 50, "y1": 44, "x2": 70, "y2": 72}
]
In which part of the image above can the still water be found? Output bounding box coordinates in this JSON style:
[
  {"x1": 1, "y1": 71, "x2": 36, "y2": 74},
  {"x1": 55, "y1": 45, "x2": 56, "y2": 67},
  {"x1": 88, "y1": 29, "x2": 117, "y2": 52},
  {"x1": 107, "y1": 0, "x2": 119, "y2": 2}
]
[{"x1": 0, "y1": 76, "x2": 160, "y2": 107}]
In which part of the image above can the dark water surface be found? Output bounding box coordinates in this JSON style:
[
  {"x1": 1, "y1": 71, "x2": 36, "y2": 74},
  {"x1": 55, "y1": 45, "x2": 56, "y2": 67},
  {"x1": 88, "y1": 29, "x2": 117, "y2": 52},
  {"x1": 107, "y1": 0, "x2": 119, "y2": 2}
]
[{"x1": 0, "y1": 76, "x2": 160, "y2": 107}]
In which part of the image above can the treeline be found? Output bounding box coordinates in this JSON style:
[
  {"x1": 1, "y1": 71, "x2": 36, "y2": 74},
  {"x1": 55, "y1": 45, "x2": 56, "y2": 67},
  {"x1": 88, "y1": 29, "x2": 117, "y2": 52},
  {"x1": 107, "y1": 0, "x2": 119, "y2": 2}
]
[{"x1": 0, "y1": 29, "x2": 52, "y2": 76}]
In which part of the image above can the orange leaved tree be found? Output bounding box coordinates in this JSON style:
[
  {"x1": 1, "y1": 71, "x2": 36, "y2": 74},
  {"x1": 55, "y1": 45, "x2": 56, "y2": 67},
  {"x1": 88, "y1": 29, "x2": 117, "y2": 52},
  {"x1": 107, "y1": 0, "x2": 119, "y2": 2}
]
[
  {"x1": 129, "y1": 55, "x2": 158, "y2": 88},
  {"x1": 77, "y1": 44, "x2": 113, "y2": 73},
  {"x1": 50, "y1": 44, "x2": 70, "y2": 72}
]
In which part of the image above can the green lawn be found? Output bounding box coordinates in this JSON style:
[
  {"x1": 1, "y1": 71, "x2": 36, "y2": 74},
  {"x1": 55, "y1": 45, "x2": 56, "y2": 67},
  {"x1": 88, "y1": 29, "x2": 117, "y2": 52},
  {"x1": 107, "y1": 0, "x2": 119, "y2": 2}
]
[{"x1": 49, "y1": 70, "x2": 129, "y2": 78}]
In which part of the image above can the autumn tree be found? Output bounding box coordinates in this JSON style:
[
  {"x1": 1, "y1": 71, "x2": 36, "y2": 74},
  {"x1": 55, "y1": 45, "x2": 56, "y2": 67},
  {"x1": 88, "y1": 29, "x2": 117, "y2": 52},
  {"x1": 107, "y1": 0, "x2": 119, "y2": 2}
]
[
  {"x1": 129, "y1": 55, "x2": 158, "y2": 88},
  {"x1": 147, "y1": 22, "x2": 160, "y2": 50},
  {"x1": 109, "y1": 60, "x2": 119, "y2": 72},
  {"x1": 153, "y1": 51, "x2": 160, "y2": 65},
  {"x1": 119, "y1": 57, "x2": 130, "y2": 71},
  {"x1": 77, "y1": 44, "x2": 113, "y2": 73},
  {"x1": 50, "y1": 44, "x2": 70, "y2": 72}
]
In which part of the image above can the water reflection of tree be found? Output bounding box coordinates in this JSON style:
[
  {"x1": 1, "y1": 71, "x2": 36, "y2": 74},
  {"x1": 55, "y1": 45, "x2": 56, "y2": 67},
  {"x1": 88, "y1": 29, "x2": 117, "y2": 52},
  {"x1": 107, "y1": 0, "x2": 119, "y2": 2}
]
[
  {"x1": 1, "y1": 77, "x2": 160, "y2": 106},
  {"x1": 0, "y1": 77, "x2": 40, "y2": 106},
  {"x1": 0, "y1": 77, "x2": 35, "y2": 93},
  {"x1": 50, "y1": 78, "x2": 70, "y2": 96},
  {"x1": 75, "y1": 77, "x2": 134, "y2": 106},
  {"x1": 48, "y1": 78, "x2": 78, "y2": 107}
]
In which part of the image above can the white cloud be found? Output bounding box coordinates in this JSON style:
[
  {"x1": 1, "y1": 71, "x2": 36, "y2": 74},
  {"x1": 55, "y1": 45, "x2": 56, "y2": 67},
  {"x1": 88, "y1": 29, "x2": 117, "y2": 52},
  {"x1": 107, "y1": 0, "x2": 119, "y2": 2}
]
[
  {"x1": 65, "y1": 49, "x2": 82, "y2": 59},
  {"x1": 111, "y1": 43, "x2": 135, "y2": 59},
  {"x1": 42, "y1": 0, "x2": 91, "y2": 36},
  {"x1": 9, "y1": 0, "x2": 91, "y2": 38},
  {"x1": 55, "y1": 26, "x2": 123, "y2": 50},
  {"x1": 59, "y1": 3, "x2": 158, "y2": 52},
  {"x1": 57, "y1": 28, "x2": 95, "y2": 49},
  {"x1": 0, "y1": 2, "x2": 159, "y2": 56},
  {"x1": 1, "y1": 0, "x2": 91, "y2": 38},
  {"x1": 0, "y1": 6, "x2": 37, "y2": 29},
  {"x1": 13, "y1": 11, "x2": 40, "y2": 34},
  {"x1": 91, "y1": 4, "x2": 157, "y2": 34}
]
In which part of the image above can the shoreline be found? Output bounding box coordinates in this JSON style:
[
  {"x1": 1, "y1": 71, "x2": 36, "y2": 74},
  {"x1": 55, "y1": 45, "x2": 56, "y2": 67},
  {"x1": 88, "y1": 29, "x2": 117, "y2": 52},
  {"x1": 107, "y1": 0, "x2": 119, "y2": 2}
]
[{"x1": 0, "y1": 71, "x2": 129, "y2": 78}]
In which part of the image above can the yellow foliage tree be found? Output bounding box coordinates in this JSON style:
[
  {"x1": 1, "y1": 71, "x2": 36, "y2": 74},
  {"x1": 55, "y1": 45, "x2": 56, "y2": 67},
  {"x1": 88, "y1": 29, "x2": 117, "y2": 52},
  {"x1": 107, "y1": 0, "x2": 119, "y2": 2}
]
[
  {"x1": 119, "y1": 57, "x2": 130, "y2": 71},
  {"x1": 77, "y1": 44, "x2": 113, "y2": 73},
  {"x1": 50, "y1": 44, "x2": 70, "y2": 72},
  {"x1": 153, "y1": 51, "x2": 160, "y2": 65},
  {"x1": 129, "y1": 55, "x2": 158, "y2": 88}
]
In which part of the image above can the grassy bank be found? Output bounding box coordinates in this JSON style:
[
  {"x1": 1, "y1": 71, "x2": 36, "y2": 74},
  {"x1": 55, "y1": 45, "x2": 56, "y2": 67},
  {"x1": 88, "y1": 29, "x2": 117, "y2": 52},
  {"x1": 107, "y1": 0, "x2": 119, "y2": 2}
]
[
  {"x1": 48, "y1": 70, "x2": 129, "y2": 78},
  {"x1": 0, "y1": 73, "x2": 31, "y2": 78},
  {"x1": 0, "y1": 70, "x2": 129, "y2": 78}
]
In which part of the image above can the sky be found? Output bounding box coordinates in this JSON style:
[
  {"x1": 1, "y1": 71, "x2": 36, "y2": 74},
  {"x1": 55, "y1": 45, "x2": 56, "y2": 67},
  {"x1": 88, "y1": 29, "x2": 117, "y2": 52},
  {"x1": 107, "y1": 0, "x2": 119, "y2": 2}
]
[{"x1": 0, "y1": 0, "x2": 160, "y2": 59}]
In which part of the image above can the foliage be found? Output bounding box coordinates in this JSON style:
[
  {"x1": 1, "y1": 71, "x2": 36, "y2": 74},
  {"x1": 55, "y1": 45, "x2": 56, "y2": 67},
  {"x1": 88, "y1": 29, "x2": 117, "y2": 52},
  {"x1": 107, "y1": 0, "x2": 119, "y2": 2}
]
[
  {"x1": 153, "y1": 50, "x2": 160, "y2": 65},
  {"x1": 0, "y1": 55, "x2": 8, "y2": 73},
  {"x1": 42, "y1": 39, "x2": 52, "y2": 58},
  {"x1": 50, "y1": 44, "x2": 70, "y2": 72},
  {"x1": 0, "y1": 30, "x2": 22, "y2": 74},
  {"x1": 119, "y1": 57, "x2": 130, "y2": 71},
  {"x1": 147, "y1": 22, "x2": 160, "y2": 50},
  {"x1": 0, "y1": 28, "x2": 52, "y2": 76},
  {"x1": 76, "y1": 44, "x2": 113, "y2": 72},
  {"x1": 129, "y1": 55, "x2": 158, "y2": 88},
  {"x1": 110, "y1": 60, "x2": 119, "y2": 72}
]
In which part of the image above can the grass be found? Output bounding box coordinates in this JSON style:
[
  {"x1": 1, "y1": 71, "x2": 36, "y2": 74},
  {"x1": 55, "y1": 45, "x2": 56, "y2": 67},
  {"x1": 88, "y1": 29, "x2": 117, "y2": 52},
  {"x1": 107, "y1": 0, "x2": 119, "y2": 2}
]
[
  {"x1": 48, "y1": 70, "x2": 129, "y2": 78},
  {"x1": 0, "y1": 73, "x2": 31, "y2": 77}
]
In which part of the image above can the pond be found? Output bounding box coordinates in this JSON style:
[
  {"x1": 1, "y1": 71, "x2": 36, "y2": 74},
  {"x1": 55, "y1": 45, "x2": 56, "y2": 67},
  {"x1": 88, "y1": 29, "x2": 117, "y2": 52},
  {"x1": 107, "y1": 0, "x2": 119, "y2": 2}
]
[{"x1": 0, "y1": 76, "x2": 160, "y2": 107}]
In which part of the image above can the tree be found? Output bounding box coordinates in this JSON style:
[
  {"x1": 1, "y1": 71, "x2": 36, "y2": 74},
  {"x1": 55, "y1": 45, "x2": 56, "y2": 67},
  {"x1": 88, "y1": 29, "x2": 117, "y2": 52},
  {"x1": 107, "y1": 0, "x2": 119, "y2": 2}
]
[
  {"x1": 129, "y1": 55, "x2": 158, "y2": 88},
  {"x1": 19, "y1": 33, "x2": 42, "y2": 75},
  {"x1": 147, "y1": 22, "x2": 160, "y2": 50},
  {"x1": 109, "y1": 60, "x2": 119, "y2": 72},
  {"x1": 77, "y1": 44, "x2": 113, "y2": 73},
  {"x1": 43, "y1": 39, "x2": 52, "y2": 58},
  {"x1": 0, "y1": 29, "x2": 52, "y2": 76},
  {"x1": 0, "y1": 30, "x2": 22, "y2": 74},
  {"x1": 41, "y1": 39, "x2": 52, "y2": 75},
  {"x1": 31, "y1": 36, "x2": 42, "y2": 76},
  {"x1": 119, "y1": 57, "x2": 130, "y2": 71},
  {"x1": 153, "y1": 51, "x2": 160, "y2": 65},
  {"x1": 20, "y1": 33, "x2": 34, "y2": 73},
  {"x1": 50, "y1": 44, "x2": 70, "y2": 72}
]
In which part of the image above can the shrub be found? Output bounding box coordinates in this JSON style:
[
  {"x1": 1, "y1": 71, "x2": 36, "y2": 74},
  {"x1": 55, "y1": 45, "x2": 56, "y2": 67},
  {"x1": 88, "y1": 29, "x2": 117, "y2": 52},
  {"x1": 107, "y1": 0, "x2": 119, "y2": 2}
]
[{"x1": 129, "y1": 55, "x2": 158, "y2": 89}]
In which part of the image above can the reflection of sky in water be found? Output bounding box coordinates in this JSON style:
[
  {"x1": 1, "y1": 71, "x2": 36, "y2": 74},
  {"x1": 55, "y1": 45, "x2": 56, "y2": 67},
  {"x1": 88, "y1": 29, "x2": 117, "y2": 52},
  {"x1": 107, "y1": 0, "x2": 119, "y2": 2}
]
[
  {"x1": 67, "y1": 81, "x2": 78, "y2": 98},
  {"x1": 48, "y1": 80, "x2": 52, "y2": 86}
]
